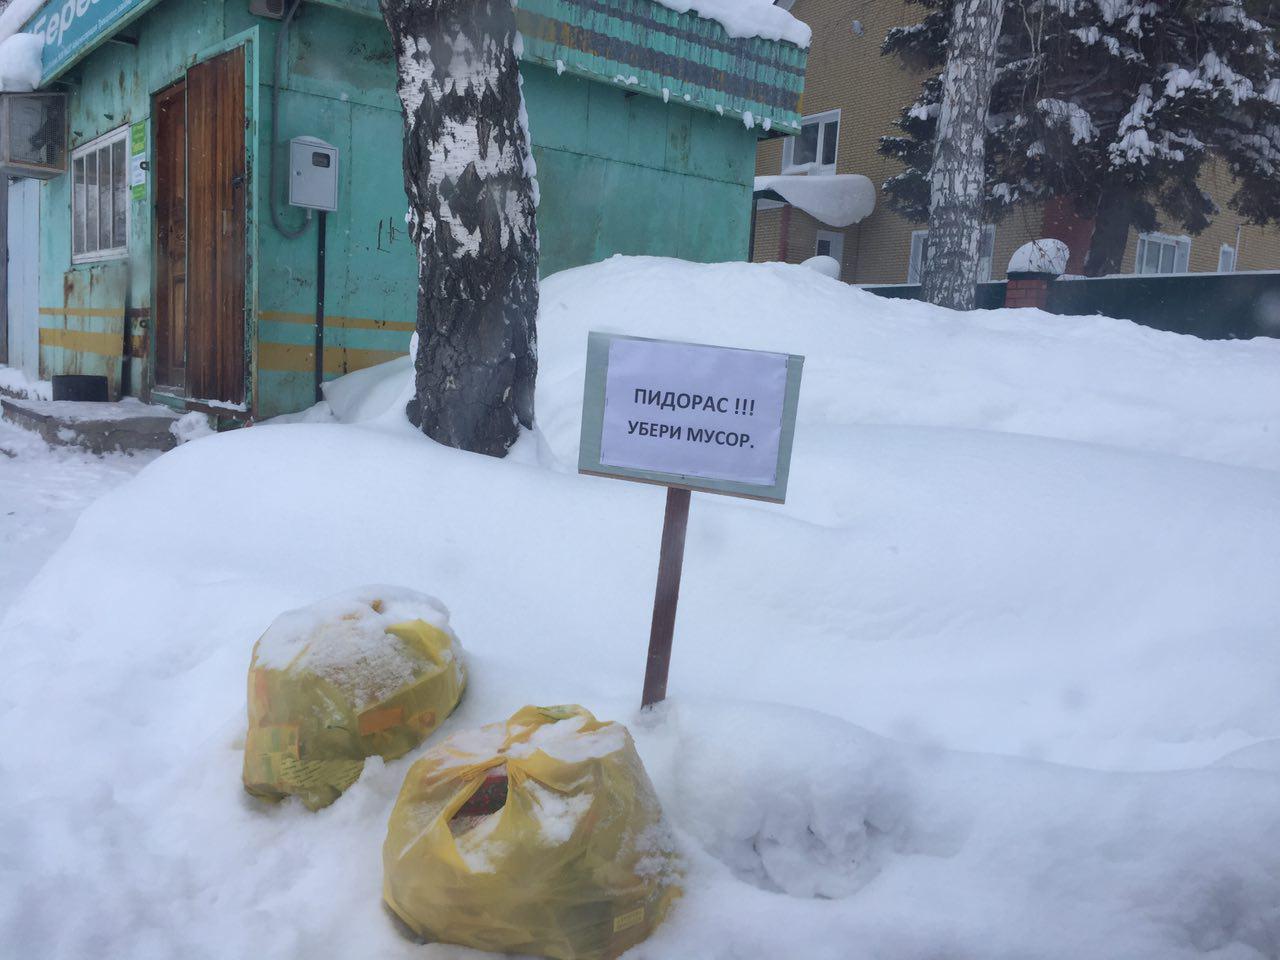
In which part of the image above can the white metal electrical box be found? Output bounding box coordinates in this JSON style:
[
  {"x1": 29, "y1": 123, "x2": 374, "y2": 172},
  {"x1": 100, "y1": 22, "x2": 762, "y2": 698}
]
[{"x1": 288, "y1": 136, "x2": 338, "y2": 211}]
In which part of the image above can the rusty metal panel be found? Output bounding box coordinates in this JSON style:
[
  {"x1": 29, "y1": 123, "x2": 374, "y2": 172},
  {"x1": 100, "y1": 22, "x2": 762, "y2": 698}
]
[{"x1": 38, "y1": 263, "x2": 129, "y2": 396}]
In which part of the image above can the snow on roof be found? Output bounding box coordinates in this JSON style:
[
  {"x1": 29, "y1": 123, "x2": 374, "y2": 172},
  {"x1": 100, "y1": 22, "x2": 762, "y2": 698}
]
[
  {"x1": 0, "y1": 0, "x2": 42, "y2": 42},
  {"x1": 654, "y1": 0, "x2": 810, "y2": 46},
  {"x1": 1008, "y1": 239, "x2": 1070, "y2": 276},
  {"x1": 755, "y1": 174, "x2": 876, "y2": 227},
  {"x1": 0, "y1": 32, "x2": 44, "y2": 91}
]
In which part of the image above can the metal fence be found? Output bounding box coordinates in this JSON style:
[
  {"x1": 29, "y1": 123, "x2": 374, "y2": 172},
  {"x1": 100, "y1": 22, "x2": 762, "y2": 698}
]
[{"x1": 864, "y1": 271, "x2": 1280, "y2": 340}]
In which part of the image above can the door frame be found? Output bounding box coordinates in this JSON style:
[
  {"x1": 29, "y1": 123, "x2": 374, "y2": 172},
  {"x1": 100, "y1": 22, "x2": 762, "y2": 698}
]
[
  {"x1": 147, "y1": 27, "x2": 259, "y2": 416},
  {"x1": 151, "y1": 74, "x2": 187, "y2": 394}
]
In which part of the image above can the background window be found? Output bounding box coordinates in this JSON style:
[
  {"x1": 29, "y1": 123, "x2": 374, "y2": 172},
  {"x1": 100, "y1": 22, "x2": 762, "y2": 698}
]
[
  {"x1": 815, "y1": 230, "x2": 844, "y2": 267},
  {"x1": 1134, "y1": 233, "x2": 1190, "y2": 275},
  {"x1": 977, "y1": 225, "x2": 996, "y2": 282},
  {"x1": 782, "y1": 110, "x2": 840, "y2": 175},
  {"x1": 71, "y1": 128, "x2": 129, "y2": 263},
  {"x1": 1218, "y1": 243, "x2": 1237, "y2": 273},
  {"x1": 908, "y1": 230, "x2": 928, "y2": 283},
  {"x1": 907, "y1": 225, "x2": 995, "y2": 283}
]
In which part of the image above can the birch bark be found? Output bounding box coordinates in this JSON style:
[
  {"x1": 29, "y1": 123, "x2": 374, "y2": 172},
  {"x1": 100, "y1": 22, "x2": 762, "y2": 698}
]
[
  {"x1": 922, "y1": 0, "x2": 1006, "y2": 311},
  {"x1": 381, "y1": 0, "x2": 539, "y2": 457}
]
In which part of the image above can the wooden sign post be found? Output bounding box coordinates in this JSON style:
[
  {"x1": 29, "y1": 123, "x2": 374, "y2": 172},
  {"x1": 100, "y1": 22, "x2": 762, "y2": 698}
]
[{"x1": 578, "y1": 332, "x2": 804, "y2": 708}]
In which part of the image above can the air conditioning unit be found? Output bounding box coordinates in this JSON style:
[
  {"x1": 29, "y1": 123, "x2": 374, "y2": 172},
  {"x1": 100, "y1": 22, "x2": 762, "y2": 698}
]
[
  {"x1": 249, "y1": 0, "x2": 287, "y2": 19},
  {"x1": 0, "y1": 92, "x2": 67, "y2": 179}
]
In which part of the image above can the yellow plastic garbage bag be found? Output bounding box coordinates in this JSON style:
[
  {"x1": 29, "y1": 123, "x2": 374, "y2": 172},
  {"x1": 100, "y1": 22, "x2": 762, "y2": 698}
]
[
  {"x1": 243, "y1": 586, "x2": 466, "y2": 811},
  {"x1": 383, "y1": 705, "x2": 681, "y2": 960}
]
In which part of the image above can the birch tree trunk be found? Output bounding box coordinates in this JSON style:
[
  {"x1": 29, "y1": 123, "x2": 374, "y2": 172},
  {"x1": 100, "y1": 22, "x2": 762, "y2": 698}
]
[
  {"x1": 380, "y1": 0, "x2": 539, "y2": 457},
  {"x1": 921, "y1": 0, "x2": 1006, "y2": 311}
]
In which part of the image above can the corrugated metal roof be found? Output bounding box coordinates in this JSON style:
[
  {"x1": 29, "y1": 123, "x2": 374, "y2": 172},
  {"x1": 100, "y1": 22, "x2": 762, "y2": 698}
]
[
  {"x1": 516, "y1": 0, "x2": 805, "y2": 133},
  {"x1": 311, "y1": 0, "x2": 806, "y2": 133},
  {"x1": 17, "y1": 0, "x2": 805, "y2": 132}
]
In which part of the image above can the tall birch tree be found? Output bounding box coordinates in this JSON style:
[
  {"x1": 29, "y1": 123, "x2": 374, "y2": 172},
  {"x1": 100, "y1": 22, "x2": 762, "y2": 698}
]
[
  {"x1": 883, "y1": 1, "x2": 1280, "y2": 277},
  {"x1": 380, "y1": 0, "x2": 539, "y2": 457},
  {"x1": 922, "y1": 0, "x2": 1007, "y2": 310}
]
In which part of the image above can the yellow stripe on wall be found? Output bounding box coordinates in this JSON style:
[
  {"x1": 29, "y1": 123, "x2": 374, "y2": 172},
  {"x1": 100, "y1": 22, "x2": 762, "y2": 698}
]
[
  {"x1": 39, "y1": 328, "x2": 126, "y2": 357},
  {"x1": 258, "y1": 342, "x2": 404, "y2": 374},
  {"x1": 258, "y1": 311, "x2": 416, "y2": 333},
  {"x1": 39, "y1": 306, "x2": 126, "y2": 319}
]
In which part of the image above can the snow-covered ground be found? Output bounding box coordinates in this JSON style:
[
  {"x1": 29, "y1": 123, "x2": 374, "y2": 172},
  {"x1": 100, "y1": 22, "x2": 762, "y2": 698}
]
[
  {"x1": 0, "y1": 364, "x2": 51, "y2": 399},
  {"x1": 0, "y1": 415, "x2": 155, "y2": 615},
  {"x1": 3, "y1": 257, "x2": 1280, "y2": 959}
]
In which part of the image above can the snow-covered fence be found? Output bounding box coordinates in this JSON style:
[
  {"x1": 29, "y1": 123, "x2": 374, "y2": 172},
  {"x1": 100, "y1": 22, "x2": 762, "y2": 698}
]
[
  {"x1": 862, "y1": 281, "x2": 1008, "y2": 311},
  {"x1": 864, "y1": 270, "x2": 1280, "y2": 340}
]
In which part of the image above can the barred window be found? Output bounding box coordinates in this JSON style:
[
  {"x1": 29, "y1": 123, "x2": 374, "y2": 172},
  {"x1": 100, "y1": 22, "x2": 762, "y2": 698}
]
[{"x1": 72, "y1": 127, "x2": 129, "y2": 262}]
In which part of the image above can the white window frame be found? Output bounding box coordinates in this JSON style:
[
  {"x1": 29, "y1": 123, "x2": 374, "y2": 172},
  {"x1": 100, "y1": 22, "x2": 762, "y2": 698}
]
[
  {"x1": 1133, "y1": 232, "x2": 1191, "y2": 275},
  {"x1": 1218, "y1": 242, "x2": 1237, "y2": 273},
  {"x1": 907, "y1": 225, "x2": 995, "y2": 283},
  {"x1": 908, "y1": 230, "x2": 928, "y2": 284},
  {"x1": 71, "y1": 126, "x2": 131, "y2": 265},
  {"x1": 814, "y1": 230, "x2": 844, "y2": 266},
  {"x1": 782, "y1": 109, "x2": 840, "y2": 176}
]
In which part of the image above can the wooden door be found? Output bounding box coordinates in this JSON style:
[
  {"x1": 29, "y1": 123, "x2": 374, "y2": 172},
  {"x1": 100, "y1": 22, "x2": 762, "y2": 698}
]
[
  {"x1": 185, "y1": 46, "x2": 246, "y2": 404},
  {"x1": 153, "y1": 79, "x2": 187, "y2": 391}
]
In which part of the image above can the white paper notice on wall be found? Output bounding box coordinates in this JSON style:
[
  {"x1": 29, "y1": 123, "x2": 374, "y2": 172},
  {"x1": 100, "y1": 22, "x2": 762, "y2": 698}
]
[{"x1": 579, "y1": 333, "x2": 803, "y2": 501}]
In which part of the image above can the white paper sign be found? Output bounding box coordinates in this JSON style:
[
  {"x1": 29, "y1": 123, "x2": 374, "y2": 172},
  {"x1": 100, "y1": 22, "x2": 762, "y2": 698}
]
[
  {"x1": 598, "y1": 337, "x2": 789, "y2": 486},
  {"x1": 129, "y1": 152, "x2": 146, "y2": 188}
]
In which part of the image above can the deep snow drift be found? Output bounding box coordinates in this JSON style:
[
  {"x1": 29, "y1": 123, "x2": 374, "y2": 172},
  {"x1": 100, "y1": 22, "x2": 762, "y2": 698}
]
[{"x1": 3, "y1": 257, "x2": 1280, "y2": 959}]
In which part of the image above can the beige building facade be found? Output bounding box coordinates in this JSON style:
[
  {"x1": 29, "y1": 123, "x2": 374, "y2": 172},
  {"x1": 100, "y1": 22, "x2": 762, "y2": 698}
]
[{"x1": 753, "y1": 0, "x2": 1280, "y2": 283}]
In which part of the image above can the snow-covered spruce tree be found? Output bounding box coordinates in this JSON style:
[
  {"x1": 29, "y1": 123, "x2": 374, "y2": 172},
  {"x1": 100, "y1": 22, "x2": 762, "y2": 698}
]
[
  {"x1": 381, "y1": 0, "x2": 539, "y2": 457},
  {"x1": 922, "y1": 0, "x2": 1006, "y2": 310},
  {"x1": 882, "y1": 0, "x2": 1280, "y2": 276}
]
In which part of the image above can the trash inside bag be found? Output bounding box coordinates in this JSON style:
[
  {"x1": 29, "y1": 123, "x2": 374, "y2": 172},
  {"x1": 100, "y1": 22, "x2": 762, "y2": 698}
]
[
  {"x1": 242, "y1": 586, "x2": 466, "y2": 810},
  {"x1": 383, "y1": 705, "x2": 682, "y2": 960}
]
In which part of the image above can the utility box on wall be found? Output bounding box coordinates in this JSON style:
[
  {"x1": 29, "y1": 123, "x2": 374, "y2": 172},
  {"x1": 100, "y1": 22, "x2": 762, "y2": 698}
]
[{"x1": 288, "y1": 136, "x2": 338, "y2": 211}]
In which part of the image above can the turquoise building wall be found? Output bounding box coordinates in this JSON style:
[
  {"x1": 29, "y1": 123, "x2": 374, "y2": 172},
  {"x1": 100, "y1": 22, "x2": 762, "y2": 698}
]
[
  {"x1": 35, "y1": 0, "x2": 265, "y2": 400},
  {"x1": 29, "y1": 0, "x2": 766, "y2": 417}
]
